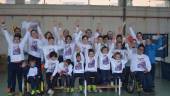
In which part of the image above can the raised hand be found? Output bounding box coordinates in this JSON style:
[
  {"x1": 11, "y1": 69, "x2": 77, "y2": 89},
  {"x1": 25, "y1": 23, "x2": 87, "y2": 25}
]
[
  {"x1": 75, "y1": 19, "x2": 80, "y2": 28},
  {"x1": 58, "y1": 22, "x2": 63, "y2": 31},
  {"x1": 28, "y1": 26, "x2": 33, "y2": 32},
  {"x1": 0, "y1": 17, "x2": 7, "y2": 30},
  {"x1": 96, "y1": 23, "x2": 103, "y2": 33},
  {"x1": 74, "y1": 19, "x2": 80, "y2": 32},
  {"x1": 0, "y1": 17, "x2": 5, "y2": 25},
  {"x1": 112, "y1": 36, "x2": 116, "y2": 43}
]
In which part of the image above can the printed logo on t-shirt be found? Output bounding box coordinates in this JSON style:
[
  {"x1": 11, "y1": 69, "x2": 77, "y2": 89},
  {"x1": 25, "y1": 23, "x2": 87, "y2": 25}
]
[
  {"x1": 115, "y1": 61, "x2": 122, "y2": 71},
  {"x1": 103, "y1": 56, "x2": 109, "y2": 65},
  {"x1": 31, "y1": 41, "x2": 38, "y2": 52},
  {"x1": 88, "y1": 59, "x2": 95, "y2": 68},
  {"x1": 13, "y1": 45, "x2": 21, "y2": 55},
  {"x1": 137, "y1": 58, "x2": 146, "y2": 69},
  {"x1": 64, "y1": 67, "x2": 69, "y2": 73},
  {"x1": 75, "y1": 62, "x2": 82, "y2": 70}
]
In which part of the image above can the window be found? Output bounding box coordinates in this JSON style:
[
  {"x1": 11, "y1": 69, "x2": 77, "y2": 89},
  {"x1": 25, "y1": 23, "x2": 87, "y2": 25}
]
[
  {"x1": 0, "y1": 0, "x2": 169, "y2": 7},
  {"x1": 0, "y1": 0, "x2": 15, "y2": 4},
  {"x1": 24, "y1": 0, "x2": 118, "y2": 5},
  {"x1": 132, "y1": 0, "x2": 170, "y2": 7}
]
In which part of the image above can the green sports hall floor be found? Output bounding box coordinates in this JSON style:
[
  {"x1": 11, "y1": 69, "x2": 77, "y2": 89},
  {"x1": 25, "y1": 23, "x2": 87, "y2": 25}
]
[{"x1": 0, "y1": 73, "x2": 170, "y2": 96}]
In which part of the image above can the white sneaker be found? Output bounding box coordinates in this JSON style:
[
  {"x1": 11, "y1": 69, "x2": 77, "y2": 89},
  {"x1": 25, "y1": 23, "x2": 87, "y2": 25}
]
[
  {"x1": 47, "y1": 89, "x2": 54, "y2": 95},
  {"x1": 99, "y1": 89, "x2": 103, "y2": 93}
]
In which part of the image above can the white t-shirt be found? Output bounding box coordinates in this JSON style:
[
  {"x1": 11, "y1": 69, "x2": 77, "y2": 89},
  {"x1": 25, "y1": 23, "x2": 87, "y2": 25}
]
[
  {"x1": 2, "y1": 29, "x2": 29, "y2": 62},
  {"x1": 73, "y1": 52, "x2": 85, "y2": 73},
  {"x1": 45, "y1": 59, "x2": 59, "y2": 76},
  {"x1": 28, "y1": 26, "x2": 45, "y2": 58},
  {"x1": 63, "y1": 43, "x2": 75, "y2": 60},
  {"x1": 77, "y1": 43, "x2": 92, "y2": 56},
  {"x1": 110, "y1": 58, "x2": 127, "y2": 73},
  {"x1": 97, "y1": 43, "x2": 114, "y2": 70},
  {"x1": 85, "y1": 55, "x2": 98, "y2": 72},
  {"x1": 28, "y1": 37, "x2": 43, "y2": 58},
  {"x1": 27, "y1": 67, "x2": 38, "y2": 77},
  {"x1": 130, "y1": 54, "x2": 151, "y2": 72},
  {"x1": 58, "y1": 62, "x2": 73, "y2": 76},
  {"x1": 42, "y1": 45, "x2": 63, "y2": 67},
  {"x1": 112, "y1": 49, "x2": 128, "y2": 60}
]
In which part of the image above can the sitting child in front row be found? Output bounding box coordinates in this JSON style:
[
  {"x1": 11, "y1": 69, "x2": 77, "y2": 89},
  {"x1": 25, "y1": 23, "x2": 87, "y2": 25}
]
[
  {"x1": 58, "y1": 59, "x2": 73, "y2": 92},
  {"x1": 26, "y1": 59, "x2": 41, "y2": 95},
  {"x1": 84, "y1": 49, "x2": 98, "y2": 92},
  {"x1": 71, "y1": 51, "x2": 85, "y2": 92},
  {"x1": 45, "y1": 51, "x2": 60, "y2": 95},
  {"x1": 110, "y1": 52, "x2": 128, "y2": 85}
]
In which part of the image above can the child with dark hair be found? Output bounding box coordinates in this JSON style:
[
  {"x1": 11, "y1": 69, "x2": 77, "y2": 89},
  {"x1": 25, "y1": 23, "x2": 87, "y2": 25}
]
[
  {"x1": 136, "y1": 32, "x2": 145, "y2": 45},
  {"x1": 62, "y1": 35, "x2": 75, "y2": 61},
  {"x1": 130, "y1": 44, "x2": 151, "y2": 92},
  {"x1": 14, "y1": 27, "x2": 21, "y2": 35},
  {"x1": 1, "y1": 23, "x2": 29, "y2": 95},
  {"x1": 84, "y1": 49, "x2": 98, "y2": 92},
  {"x1": 97, "y1": 42, "x2": 114, "y2": 85},
  {"x1": 26, "y1": 59, "x2": 41, "y2": 95},
  {"x1": 71, "y1": 51, "x2": 85, "y2": 92},
  {"x1": 113, "y1": 41, "x2": 129, "y2": 62},
  {"x1": 103, "y1": 35, "x2": 110, "y2": 47},
  {"x1": 45, "y1": 51, "x2": 60, "y2": 95},
  {"x1": 78, "y1": 35, "x2": 92, "y2": 56},
  {"x1": 110, "y1": 52, "x2": 128, "y2": 85},
  {"x1": 44, "y1": 31, "x2": 53, "y2": 40},
  {"x1": 58, "y1": 59, "x2": 73, "y2": 92},
  {"x1": 27, "y1": 26, "x2": 45, "y2": 72},
  {"x1": 42, "y1": 36, "x2": 63, "y2": 70}
]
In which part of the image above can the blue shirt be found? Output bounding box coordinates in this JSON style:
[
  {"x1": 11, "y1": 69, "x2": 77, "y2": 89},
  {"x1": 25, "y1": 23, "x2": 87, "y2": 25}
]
[{"x1": 144, "y1": 36, "x2": 162, "y2": 64}]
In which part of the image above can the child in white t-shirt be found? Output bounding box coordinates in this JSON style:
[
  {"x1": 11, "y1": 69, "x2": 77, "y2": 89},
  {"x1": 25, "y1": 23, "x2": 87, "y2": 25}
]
[
  {"x1": 84, "y1": 49, "x2": 98, "y2": 92},
  {"x1": 110, "y1": 52, "x2": 128, "y2": 82},
  {"x1": 62, "y1": 35, "x2": 75, "y2": 60},
  {"x1": 26, "y1": 59, "x2": 40, "y2": 95},
  {"x1": 71, "y1": 51, "x2": 85, "y2": 92},
  {"x1": 1, "y1": 24, "x2": 29, "y2": 95},
  {"x1": 58, "y1": 59, "x2": 73, "y2": 92},
  {"x1": 98, "y1": 44, "x2": 114, "y2": 85},
  {"x1": 130, "y1": 44, "x2": 151, "y2": 92},
  {"x1": 45, "y1": 51, "x2": 60, "y2": 95}
]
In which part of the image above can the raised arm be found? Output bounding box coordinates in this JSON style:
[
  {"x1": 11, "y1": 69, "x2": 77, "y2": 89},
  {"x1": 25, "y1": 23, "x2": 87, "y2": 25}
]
[
  {"x1": 122, "y1": 51, "x2": 128, "y2": 66},
  {"x1": 129, "y1": 27, "x2": 140, "y2": 44},
  {"x1": 73, "y1": 26, "x2": 83, "y2": 44},
  {"x1": 68, "y1": 65, "x2": 73, "y2": 76},
  {"x1": 95, "y1": 43, "x2": 102, "y2": 57},
  {"x1": 37, "y1": 26, "x2": 46, "y2": 40},
  {"x1": 154, "y1": 35, "x2": 167, "y2": 50},
  {"x1": 52, "y1": 61, "x2": 59, "y2": 76},
  {"x1": 108, "y1": 43, "x2": 115, "y2": 56},
  {"x1": 1, "y1": 28, "x2": 11, "y2": 45},
  {"x1": 20, "y1": 30, "x2": 30, "y2": 47},
  {"x1": 53, "y1": 26, "x2": 60, "y2": 43}
]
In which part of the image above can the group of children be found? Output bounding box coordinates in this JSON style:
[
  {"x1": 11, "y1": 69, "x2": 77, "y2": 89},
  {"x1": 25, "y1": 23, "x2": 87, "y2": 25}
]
[{"x1": 0, "y1": 20, "x2": 165, "y2": 96}]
